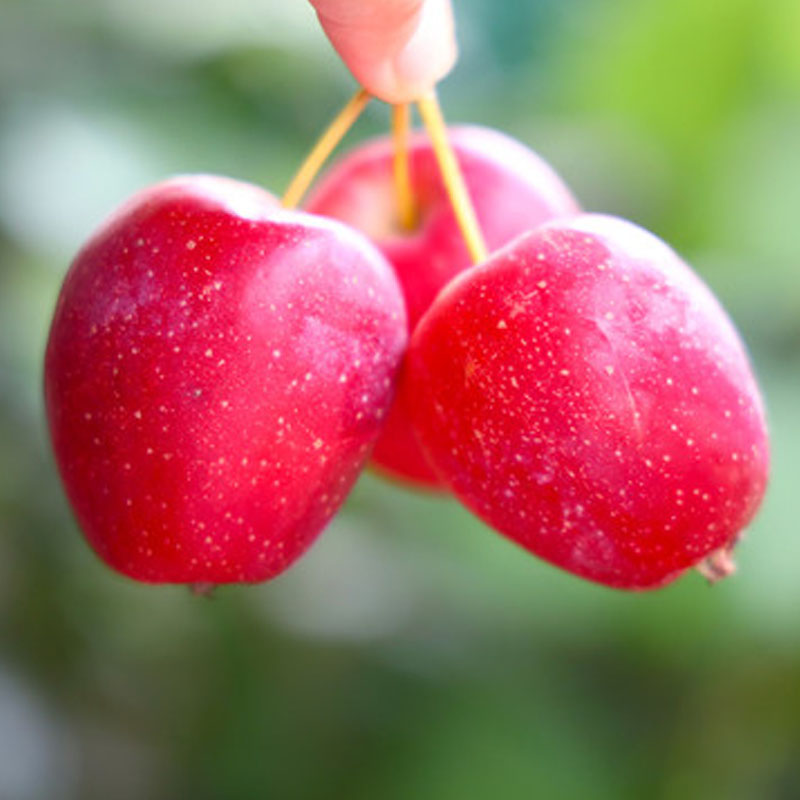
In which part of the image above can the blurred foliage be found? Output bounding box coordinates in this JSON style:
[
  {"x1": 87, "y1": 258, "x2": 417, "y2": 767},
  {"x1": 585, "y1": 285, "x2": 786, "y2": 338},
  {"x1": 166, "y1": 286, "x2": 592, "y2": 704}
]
[{"x1": 1, "y1": 0, "x2": 799, "y2": 798}]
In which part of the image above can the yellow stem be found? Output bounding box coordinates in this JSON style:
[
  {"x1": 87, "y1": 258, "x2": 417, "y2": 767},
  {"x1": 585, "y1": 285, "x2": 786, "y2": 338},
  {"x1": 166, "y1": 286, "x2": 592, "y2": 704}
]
[
  {"x1": 282, "y1": 88, "x2": 371, "y2": 209},
  {"x1": 392, "y1": 103, "x2": 417, "y2": 231},
  {"x1": 416, "y1": 89, "x2": 488, "y2": 264}
]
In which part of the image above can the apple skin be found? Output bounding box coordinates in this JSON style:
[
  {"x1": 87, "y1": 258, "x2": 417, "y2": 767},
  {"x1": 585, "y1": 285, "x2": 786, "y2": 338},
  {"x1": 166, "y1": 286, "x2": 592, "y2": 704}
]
[
  {"x1": 406, "y1": 214, "x2": 769, "y2": 590},
  {"x1": 306, "y1": 125, "x2": 580, "y2": 488},
  {"x1": 45, "y1": 175, "x2": 407, "y2": 584}
]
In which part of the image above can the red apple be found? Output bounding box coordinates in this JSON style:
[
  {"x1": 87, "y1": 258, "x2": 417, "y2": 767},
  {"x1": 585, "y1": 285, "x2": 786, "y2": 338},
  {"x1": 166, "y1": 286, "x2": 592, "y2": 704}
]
[
  {"x1": 306, "y1": 126, "x2": 580, "y2": 488},
  {"x1": 45, "y1": 175, "x2": 407, "y2": 585},
  {"x1": 406, "y1": 214, "x2": 769, "y2": 589}
]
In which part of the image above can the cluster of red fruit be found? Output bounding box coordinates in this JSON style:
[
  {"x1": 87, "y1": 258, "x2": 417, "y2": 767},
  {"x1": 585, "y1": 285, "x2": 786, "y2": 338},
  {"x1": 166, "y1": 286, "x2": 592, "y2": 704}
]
[{"x1": 44, "y1": 102, "x2": 769, "y2": 592}]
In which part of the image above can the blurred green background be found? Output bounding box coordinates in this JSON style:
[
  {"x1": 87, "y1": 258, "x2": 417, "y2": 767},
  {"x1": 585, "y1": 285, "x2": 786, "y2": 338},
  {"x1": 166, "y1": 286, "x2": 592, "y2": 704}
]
[{"x1": 1, "y1": 0, "x2": 799, "y2": 797}]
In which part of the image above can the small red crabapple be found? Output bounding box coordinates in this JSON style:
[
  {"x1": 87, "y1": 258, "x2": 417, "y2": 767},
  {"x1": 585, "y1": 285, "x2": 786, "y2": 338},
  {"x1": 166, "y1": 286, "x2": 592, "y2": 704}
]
[
  {"x1": 45, "y1": 175, "x2": 407, "y2": 585},
  {"x1": 406, "y1": 214, "x2": 769, "y2": 590},
  {"x1": 306, "y1": 126, "x2": 580, "y2": 488}
]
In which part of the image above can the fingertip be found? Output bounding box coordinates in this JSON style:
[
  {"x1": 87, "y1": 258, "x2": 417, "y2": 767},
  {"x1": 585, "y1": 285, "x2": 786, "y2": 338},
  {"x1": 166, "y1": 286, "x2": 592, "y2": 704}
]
[
  {"x1": 312, "y1": 0, "x2": 457, "y2": 104},
  {"x1": 388, "y1": 0, "x2": 457, "y2": 103}
]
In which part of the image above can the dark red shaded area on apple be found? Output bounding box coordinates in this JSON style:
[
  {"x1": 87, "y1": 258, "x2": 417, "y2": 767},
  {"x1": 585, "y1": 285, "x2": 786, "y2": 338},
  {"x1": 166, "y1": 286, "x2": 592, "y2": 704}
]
[
  {"x1": 407, "y1": 214, "x2": 769, "y2": 589},
  {"x1": 306, "y1": 126, "x2": 580, "y2": 488},
  {"x1": 45, "y1": 175, "x2": 407, "y2": 584}
]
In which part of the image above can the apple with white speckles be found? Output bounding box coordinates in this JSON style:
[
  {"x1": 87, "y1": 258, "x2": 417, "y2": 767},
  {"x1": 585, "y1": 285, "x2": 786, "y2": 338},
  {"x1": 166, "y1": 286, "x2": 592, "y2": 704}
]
[
  {"x1": 45, "y1": 175, "x2": 407, "y2": 585},
  {"x1": 406, "y1": 214, "x2": 769, "y2": 589},
  {"x1": 306, "y1": 126, "x2": 580, "y2": 489}
]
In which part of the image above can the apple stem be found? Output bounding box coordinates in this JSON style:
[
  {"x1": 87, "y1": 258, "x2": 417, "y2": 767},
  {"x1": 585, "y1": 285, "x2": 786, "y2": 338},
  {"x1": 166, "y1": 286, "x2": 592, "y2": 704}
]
[
  {"x1": 282, "y1": 88, "x2": 372, "y2": 209},
  {"x1": 416, "y1": 89, "x2": 488, "y2": 264},
  {"x1": 392, "y1": 103, "x2": 418, "y2": 231}
]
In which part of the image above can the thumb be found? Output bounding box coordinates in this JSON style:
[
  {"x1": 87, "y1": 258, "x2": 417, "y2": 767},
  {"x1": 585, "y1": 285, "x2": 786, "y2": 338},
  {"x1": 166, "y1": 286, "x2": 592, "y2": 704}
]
[{"x1": 309, "y1": 0, "x2": 457, "y2": 104}]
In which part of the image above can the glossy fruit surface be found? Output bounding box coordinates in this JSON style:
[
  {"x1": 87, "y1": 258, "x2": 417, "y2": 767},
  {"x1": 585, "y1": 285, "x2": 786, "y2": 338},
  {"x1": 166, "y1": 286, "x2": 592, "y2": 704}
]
[
  {"x1": 407, "y1": 214, "x2": 769, "y2": 589},
  {"x1": 45, "y1": 175, "x2": 407, "y2": 584},
  {"x1": 306, "y1": 125, "x2": 580, "y2": 488}
]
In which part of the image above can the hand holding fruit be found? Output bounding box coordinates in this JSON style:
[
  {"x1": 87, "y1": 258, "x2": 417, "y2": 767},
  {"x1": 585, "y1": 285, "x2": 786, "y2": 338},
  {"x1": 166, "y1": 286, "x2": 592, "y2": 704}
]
[{"x1": 44, "y1": 4, "x2": 769, "y2": 592}]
